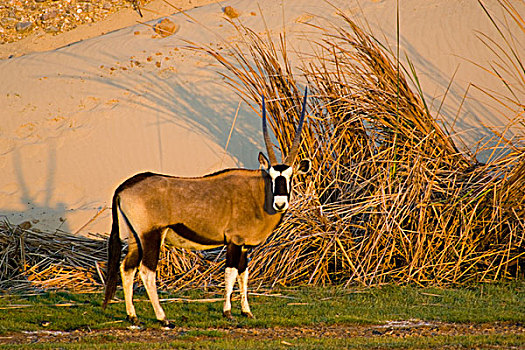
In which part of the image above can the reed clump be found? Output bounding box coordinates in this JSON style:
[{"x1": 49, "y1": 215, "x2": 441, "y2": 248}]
[
  {"x1": 0, "y1": 221, "x2": 107, "y2": 293},
  {"x1": 203, "y1": 11, "x2": 524, "y2": 287}
]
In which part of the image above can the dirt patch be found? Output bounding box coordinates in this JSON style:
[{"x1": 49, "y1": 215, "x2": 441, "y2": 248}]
[{"x1": 0, "y1": 321, "x2": 522, "y2": 345}]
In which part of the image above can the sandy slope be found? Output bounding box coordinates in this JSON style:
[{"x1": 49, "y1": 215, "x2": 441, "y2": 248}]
[{"x1": 0, "y1": 0, "x2": 523, "y2": 235}]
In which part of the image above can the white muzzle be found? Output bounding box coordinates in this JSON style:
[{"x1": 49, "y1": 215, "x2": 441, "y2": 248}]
[{"x1": 273, "y1": 195, "x2": 289, "y2": 211}]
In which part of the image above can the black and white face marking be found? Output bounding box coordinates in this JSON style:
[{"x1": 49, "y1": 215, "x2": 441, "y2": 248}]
[{"x1": 268, "y1": 164, "x2": 294, "y2": 212}]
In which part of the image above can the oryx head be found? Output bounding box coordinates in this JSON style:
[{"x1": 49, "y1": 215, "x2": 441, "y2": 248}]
[{"x1": 259, "y1": 87, "x2": 312, "y2": 212}]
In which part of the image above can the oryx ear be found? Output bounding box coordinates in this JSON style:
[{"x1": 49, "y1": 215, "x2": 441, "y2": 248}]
[
  {"x1": 258, "y1": 152, "x2": 270, "y2": 170},
  {"x1": 295, "y1": 159, "x2": 312, "y2": 175}
]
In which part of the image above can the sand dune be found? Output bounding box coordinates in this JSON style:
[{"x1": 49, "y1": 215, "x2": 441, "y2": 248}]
[{"x1": 0, "y1": 0, "x2": 523, "y2": 235}]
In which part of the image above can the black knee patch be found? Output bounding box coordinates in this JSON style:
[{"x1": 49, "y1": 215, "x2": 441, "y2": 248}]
[
  {"x1": 226, "y1": 243, "x2": 241, "y2": 269},
  {"x1": 226, "y1": 243, "x2": 249, "y2": 274},
  {"x1": 238, "y1": 249, "x2": 249, "y2": 274},
  {"x1": 123, "y1": 245, "x2": 141, "y2": 271}
]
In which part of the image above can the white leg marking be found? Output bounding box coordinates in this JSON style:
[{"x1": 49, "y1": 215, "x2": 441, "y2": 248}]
[
  {"x1": 223, "y1": 267, "x2": 238, "y2": 317},
  {"x1": 237, "y1": 268, "x2": 253, "y2": 317},
  {"x1": 120, "y1": 263, "x2": 137, "y2": 320},
  {"x1": 139, "y1": 265, "x2": 166, "y2": 322}
]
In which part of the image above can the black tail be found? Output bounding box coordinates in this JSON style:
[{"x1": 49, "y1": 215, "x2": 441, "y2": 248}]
[{"x1": 102, "y1": 194, "x2": 123, "y2": 309}]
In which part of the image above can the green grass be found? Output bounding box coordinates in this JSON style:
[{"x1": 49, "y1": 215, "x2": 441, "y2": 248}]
[{"x1": 0, "y1": 283, "x2": 523, "y2": 349}]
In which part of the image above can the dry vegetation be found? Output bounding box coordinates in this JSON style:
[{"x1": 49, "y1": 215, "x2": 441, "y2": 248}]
[
  {"x1": 200, "y1": 5, "x2": 525, "y2": 287},
  {"x1": 0, "y1": 221, "x2": 106, "y2": 292},
  {"x1": 0, "y1": 2, "x2": 523, "y2": 293}
]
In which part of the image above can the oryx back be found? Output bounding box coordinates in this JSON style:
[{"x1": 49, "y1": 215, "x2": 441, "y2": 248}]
[{"x1": 116, "y1": 169, "x2": 281, "y2": 250}]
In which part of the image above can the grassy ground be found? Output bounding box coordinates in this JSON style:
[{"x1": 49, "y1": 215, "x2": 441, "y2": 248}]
[{"x1": 0, "y1": 283, "x2": 523, "y2": 348}]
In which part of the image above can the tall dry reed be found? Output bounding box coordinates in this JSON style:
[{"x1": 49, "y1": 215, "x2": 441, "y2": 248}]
[{"x1": 200, "y1": 10, "x2": 524, "y2": 287}]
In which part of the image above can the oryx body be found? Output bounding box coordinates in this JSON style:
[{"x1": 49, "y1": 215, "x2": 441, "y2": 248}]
[{"x1": 103, "y1": 89, "x2": 311, "y2": 327}]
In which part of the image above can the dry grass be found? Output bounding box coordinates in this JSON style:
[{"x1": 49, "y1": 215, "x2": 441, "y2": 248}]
[
  {"x1": 0, "y1": 5, "x2": 523, "y2": 293},
  {"x1": 197, "y1": 9, "x2": 525, "y2": 287},
  {"x1": 0, "y1": 221, "x2": 106, "y2": 293}
]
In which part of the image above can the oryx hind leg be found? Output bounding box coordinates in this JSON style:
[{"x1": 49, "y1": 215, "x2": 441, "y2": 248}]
[
  {"x1": 138, "y1": 228, "x2": 172, "y2": 328},
  {"x1": 121, "y1": 240, "x2": 141, "y2": 326}
]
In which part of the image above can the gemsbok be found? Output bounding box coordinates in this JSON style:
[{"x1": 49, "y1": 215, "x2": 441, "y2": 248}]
[{"x1": 103, "y1": 89, "x2": 311, "y2": 327}]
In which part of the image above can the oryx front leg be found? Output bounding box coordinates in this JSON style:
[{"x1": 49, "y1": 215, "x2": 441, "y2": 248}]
[
  {"x1": 223, "y1": 242, "x2": 241, "y2": 319},
  {"x1": 223, "y1": 266, "x2": 238, "y2": 319},
  {"x1": 223, "y1": 243, "x2": 253, "y2": 319},
  {"x1": 139, "y1": 229, "x2": 172, "y2": 328}
]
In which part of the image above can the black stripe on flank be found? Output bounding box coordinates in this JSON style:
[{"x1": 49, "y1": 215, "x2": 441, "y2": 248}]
[{"x1": 168, "y1": 223, "x2": 223, "y2": 246}]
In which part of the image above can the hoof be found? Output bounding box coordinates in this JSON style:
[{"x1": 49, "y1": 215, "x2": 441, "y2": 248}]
[
  {"x1": 241, "y1": 311, "x2": 255, "y2": 319},
  {"x1": 126, "y1": 315, "x2": 142, "y2": 330},
  {"x1": 160, "y1": 319, "x2": 175, "y2": 330},
  {"x1": 126, "y1": 315, "x2": 141, "y2": 326},
  {"x1": 223, "y1": 310, "x2": 234, "y2": 320}
]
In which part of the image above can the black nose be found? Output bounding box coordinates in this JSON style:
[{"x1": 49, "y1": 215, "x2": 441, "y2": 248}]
[{"x1": 275, "y1": 202, "x2": 286, "y2": 210}]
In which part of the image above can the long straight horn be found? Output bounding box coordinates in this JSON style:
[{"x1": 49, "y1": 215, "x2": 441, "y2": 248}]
[
  {"x1": 262, "y1": 95, "x2": 278, "y2": 165},
  {"x1": 284, "y1": 86, "x2": 308, "y2": 165}
]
